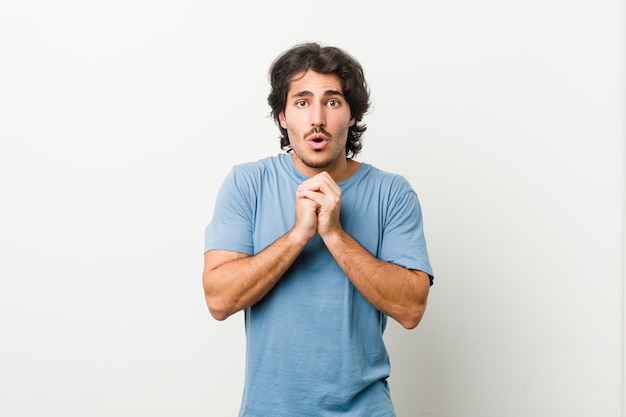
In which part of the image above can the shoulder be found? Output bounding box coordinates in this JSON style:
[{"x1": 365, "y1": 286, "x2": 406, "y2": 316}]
[
  {"x1": 231, "y1": 155, "x2": 281, "y2": 175},
  {"x1": 356, "y1": 163, "x2": 415, "y2": 195},
  {"x1": 219, "y1": 154, "x2": 302, "y2": 202},
  {"x1": 227, "y1": 154, "x2": 287, "y2": 185}
]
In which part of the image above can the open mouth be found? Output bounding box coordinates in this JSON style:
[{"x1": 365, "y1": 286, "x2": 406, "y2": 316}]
[
  {"x1": 308, "y1": 132, "x2": 328, "y2": 142},
  {"x1": 308, "y1": 134, "x2": 328, "y2": 150}
]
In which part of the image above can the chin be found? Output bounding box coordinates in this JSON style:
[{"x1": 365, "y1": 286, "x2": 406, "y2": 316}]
[
  {"x1": 293, "y1": 147, "x2": 345, "y2": 170},
  {"x1": 302, "y1": 160, "x2": 332, "y2": 169}
]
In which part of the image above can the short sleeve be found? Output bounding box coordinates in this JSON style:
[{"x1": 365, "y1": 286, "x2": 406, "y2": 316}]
[
  {"x1": 204, "y1": 167, "x2": 255, "y2": 255},
  {"x1": 379, "y1": 180, "x2": 434, "y2": 283}
]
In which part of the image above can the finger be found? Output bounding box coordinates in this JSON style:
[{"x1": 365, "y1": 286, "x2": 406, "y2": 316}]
[
  {"x1": 300, "y1": 171, "x2": 336, "y2": 189},
  {"x1": 297, "y1": 189, "x2": 340, "y2": 215},
  {"x1": 299, "y1": 174, "x2": 341, "y2": 196},
  {"x1": 296, "y1": 188, "x2": 325, "y2": 205}
]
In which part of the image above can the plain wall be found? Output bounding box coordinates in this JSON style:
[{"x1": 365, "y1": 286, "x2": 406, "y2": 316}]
[{"x1": 1, "y1": 1, "x2": 623, "y2": 416}]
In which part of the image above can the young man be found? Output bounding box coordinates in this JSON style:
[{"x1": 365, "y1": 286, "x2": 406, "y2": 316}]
[{"x1": 203, "y1": 42, "x2": 434, "y2": 416}]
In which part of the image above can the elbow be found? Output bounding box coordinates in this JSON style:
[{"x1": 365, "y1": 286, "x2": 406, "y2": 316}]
[
  {"x1": 398, "y1": 271, "x2": 431, "y2": 329},
  {"x1": 203, "y1": 272, "x2": 236, "y2": 321},
  {"x1": 400, "y1": 316, "x2": 422, "y2": 330},
  {"x1": 204, "y1": 294, "x2": 235, "y2": 321},
  {"x1": 398, "y1": 302, "x2": 427, "y2": 330},
  {"x1": 207, "y1": 303, "x2": 229, "y2": 321},
  {"x1": 399, "y1": 316, "x2": 421, "y2": 330},
  {"x1": 209, "y1": 310, "x2": 230, "y2": 322}
]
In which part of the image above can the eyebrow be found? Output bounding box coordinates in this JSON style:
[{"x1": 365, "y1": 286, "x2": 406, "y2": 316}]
[{"x1": 291, "y1": 90, "x2": 345, "y2": 99}]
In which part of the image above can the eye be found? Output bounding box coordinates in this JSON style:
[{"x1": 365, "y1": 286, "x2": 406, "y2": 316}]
[
  {"x1": 296, "y1": 100, "x2": 308, "y2": 107},
  {"x1": 327, "y1": 99, "x2": 339, "y2": 107}
]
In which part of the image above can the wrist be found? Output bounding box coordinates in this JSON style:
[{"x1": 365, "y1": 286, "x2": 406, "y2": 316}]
[
  {"x1": 319, "y1": 227, "x2": 344, "y2": 248},
  {"x1": 286, "y1": 227, "x2": 314, "y2": 248}
]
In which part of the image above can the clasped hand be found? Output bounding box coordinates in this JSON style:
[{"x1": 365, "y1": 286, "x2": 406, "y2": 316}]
[{"x1": 294, "y1": 171, "x2": 342, "y2": 240}]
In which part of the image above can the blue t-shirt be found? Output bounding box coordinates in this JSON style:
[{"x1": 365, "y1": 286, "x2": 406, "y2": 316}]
[{"x1": 205, "y1": 154, "x2": 433, "y2": 417}]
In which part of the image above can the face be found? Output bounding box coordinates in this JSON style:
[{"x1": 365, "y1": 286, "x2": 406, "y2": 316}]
[{"x1": 279, "y1": 71, "x2": 356, "y2": 176}]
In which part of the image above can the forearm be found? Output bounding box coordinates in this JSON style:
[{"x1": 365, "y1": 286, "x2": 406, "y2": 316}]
[
  {"x1": 322, "y1": 230, "x2": 430, "y2": 329},
  {"x1": 203, "y1": 229, "x2": 309, "y2": 320}
]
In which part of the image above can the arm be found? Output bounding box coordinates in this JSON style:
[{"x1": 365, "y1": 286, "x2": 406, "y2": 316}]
[
  {"x1": 202, "y1": 230, "x2": 307, "y2": 321},
  {"x1": 203, "y1": 182, "x2": 320, "y2": 321},
  {"x1": 322, "y1": 230, "x2": 430, "y2": 329},
  {"x1": 297, "y1": 172, "x2": 431, "y2": 329}
]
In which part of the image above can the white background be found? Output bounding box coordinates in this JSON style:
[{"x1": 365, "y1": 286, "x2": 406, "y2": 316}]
[{"x1": 1, "y1": 1, "x2": 624, "y2": 416}]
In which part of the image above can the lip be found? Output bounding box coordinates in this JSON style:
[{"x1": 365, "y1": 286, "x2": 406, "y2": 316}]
[{"x1": 307, "y1": 133, "x2": 328, "y2": 150}]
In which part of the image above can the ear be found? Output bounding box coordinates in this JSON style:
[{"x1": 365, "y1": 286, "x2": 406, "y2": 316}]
[
  {"x1": 279, "y1": 112, "x2": 287, "y2": 129},
  {"x1": 349, "y1": 116, "x2": 356, "y2": 127}
]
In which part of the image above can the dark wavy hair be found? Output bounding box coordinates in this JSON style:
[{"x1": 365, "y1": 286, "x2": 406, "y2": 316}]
[{"x1": 267, "y1": 42, "x2": 370, "y2": 158}]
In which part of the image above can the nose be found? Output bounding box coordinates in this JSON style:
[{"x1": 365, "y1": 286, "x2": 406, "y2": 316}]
[{"x1": 310, "y1": 103, "x2": 326, "y2": 128}]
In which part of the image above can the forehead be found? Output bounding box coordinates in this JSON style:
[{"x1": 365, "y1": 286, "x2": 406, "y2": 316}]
[{"x1": 288, "y1": 71, "x2": 344, "y2": 95}]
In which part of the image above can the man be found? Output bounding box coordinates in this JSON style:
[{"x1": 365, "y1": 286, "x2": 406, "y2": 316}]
[{"x1": 202, "y1": 42, "x2": 433, "y2": 416}]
